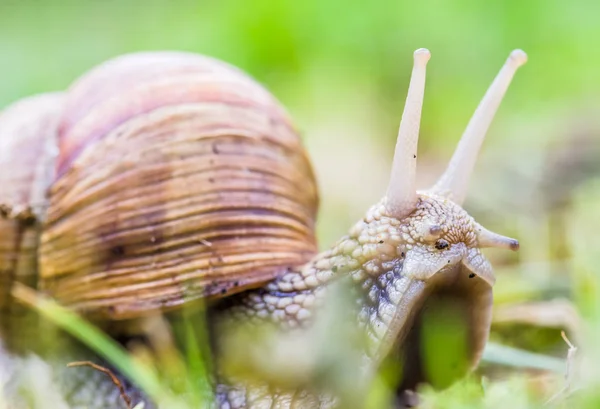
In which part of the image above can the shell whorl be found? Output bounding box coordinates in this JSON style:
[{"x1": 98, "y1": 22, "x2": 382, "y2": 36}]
[
  {"x1": 39, "y1": 52, "x2": 319, "y2": 319},
  {"x1": 0, "y1": 93, "x2": 64, "y2": 346},
  {"x1": 0, "y1": 93, "x2": 64, "y2": 221}
]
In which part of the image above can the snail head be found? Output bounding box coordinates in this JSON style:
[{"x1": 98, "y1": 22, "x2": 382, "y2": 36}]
[{"x1": 382, "y1": 47, "x2": 526, "y2": 285}]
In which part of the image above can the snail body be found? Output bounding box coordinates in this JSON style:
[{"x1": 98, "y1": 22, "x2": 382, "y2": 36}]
[{"x1": 0, "y1": 48, "x2": 526, "y2": 408}]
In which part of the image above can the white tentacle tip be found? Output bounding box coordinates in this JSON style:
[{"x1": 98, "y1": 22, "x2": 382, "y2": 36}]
[
  {"x1": 414, "y1": 48, "x2": 431, "y2": 65},
  {"x1": 508, "y1": 49, "x2": 528, "y2": 68}
]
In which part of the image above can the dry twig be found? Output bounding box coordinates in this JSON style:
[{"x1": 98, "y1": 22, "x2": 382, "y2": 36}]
[
  {"x1": 67, "y1": 361, "x2": 133, "y2": 409},
  {"x1": 545, "y1": 331, "x2": 578, "y2": 406}
]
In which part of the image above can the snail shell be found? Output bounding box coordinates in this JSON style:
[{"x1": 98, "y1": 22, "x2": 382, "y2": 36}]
[{"x1": 2, "y1": 52, "x2": 319, "y2": 321}]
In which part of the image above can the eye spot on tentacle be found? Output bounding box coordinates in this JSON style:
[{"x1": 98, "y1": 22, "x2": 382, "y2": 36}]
[{"x1": 469, "y1": 273, "x2": 476, "y2": 279}]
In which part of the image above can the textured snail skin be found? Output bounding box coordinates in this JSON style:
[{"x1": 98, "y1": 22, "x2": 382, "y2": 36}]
[{"x1": 212, "y1": 195, "x2": 495, "y2": 408}]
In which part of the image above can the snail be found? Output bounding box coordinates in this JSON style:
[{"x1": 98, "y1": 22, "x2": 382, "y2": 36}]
[{"x1": 0, "y1": 47, "x2": 527, "y2": 408}]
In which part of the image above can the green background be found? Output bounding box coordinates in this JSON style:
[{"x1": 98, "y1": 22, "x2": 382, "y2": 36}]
[{"x1": 1, "y1": 1, "x2": 600, "y2": 407}]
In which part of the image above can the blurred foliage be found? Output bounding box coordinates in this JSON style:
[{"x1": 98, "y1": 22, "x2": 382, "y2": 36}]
[
  {"x1": 1, "y1": 0, "x2": 599, "y2": 240},
  {"x1": 1, "y1": 0, "x2": 600, "y2": 408}
]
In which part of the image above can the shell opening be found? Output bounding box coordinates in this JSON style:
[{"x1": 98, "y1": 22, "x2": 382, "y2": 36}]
[
  {"x1": 385, "y1": 48, "x2": 430, "y2": 219},
  {"x1": 430, "y1": 49, "x2": 528, "y2": 204}
]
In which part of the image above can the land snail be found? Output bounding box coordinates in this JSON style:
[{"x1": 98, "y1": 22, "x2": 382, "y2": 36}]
[{"x1": 0, "y1": 47, "x2": 527, "y2": 408}]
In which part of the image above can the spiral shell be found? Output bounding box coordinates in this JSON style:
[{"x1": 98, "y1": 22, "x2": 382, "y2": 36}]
[{"x1": 38, "y1": 52, "x2": 319, "y2": 320}]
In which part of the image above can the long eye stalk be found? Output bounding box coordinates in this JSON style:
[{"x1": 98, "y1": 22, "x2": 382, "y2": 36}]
[
  {"x1": 430, "y1": 50, "x2": 527, "y2": 204},
  {"x1": 385, "y1": 48, "x2": 430, "y2": 219}
]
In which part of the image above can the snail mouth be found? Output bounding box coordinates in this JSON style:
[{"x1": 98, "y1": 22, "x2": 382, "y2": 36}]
[{"x1": 386, "y1": 263, "x2": 493, "y2": 399}]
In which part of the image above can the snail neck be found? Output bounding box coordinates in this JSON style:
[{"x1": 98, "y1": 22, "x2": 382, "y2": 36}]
[
  {"x1": 220, "y1": 201, "x2": 407, "y2": 331},
  {"x1": 212, "y1": 202, "x2": 417, "y2": 402}
]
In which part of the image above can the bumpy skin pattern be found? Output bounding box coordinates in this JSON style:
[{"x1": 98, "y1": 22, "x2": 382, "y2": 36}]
[
  {"x1": 213, "y1": 193, "x2": 496, "y2": 408},
  {"x1": 215, "y1": 384, "x2": 336, "y2": 409}
]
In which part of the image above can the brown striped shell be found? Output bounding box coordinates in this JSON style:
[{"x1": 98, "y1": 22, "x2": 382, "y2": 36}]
[
  {"x1": 36, "y1": 52, "x2": 319, "y2": 320},
  {"x1": 0, "y1": 93, "x2": 64, "y2": 342}
]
